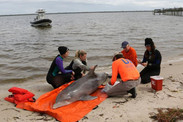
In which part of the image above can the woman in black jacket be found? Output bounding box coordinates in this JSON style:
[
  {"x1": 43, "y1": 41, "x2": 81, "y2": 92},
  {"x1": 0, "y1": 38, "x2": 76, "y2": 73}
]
[{"x1": 138, "y1": 38, "x2": 162, "y2": 84}]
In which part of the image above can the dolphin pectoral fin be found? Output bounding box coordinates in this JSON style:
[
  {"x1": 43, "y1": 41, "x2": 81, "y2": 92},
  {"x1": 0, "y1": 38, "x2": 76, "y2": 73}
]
[
  {"x1": 80, "y1": 95, "x2": 97, "y2": 101},
  {"x1": 53, "y1": 100, "x2": 72, "y2": 109}
]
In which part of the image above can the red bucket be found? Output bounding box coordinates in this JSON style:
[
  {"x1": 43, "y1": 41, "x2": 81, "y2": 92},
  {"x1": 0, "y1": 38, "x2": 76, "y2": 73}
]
[{"x1": 150, "y1": 76, "x2": 164, "y2": 91}]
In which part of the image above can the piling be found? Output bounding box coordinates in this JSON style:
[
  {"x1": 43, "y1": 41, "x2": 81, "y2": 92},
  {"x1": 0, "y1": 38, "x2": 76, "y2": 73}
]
[{"x1": 153, "y1": 7, "x2": 183, "y2": 16}]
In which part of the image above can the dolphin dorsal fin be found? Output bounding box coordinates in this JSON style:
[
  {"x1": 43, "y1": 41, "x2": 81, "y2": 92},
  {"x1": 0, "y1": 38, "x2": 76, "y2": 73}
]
[{"x1": 88, "y1": 65, "x2": 97, "y2": 76}]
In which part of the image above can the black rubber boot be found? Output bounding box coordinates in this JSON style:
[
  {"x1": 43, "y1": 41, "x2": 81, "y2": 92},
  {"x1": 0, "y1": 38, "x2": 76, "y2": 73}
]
[{"x1": 127, "y1": 88, "x2": 137, "y2": 98}]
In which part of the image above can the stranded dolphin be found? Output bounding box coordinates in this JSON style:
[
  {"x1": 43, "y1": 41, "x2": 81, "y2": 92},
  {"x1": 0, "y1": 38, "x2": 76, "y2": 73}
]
[{"x1": 52, "y1": 65, "x2": 108, "y2": 109}]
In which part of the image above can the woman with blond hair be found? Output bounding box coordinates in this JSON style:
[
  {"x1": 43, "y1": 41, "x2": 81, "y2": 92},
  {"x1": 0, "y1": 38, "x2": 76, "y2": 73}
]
[{"x1": 66, "y1": 50, "x2": 94, "y2": 80}]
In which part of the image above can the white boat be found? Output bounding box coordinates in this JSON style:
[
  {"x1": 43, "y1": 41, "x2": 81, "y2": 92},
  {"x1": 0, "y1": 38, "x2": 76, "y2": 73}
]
[{"x1": 30, "y1": 9, "x2": 52, "y2": 27}]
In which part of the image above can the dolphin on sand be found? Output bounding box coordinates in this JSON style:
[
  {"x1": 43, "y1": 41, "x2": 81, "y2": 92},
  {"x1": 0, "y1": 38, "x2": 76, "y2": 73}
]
[{"x1": 52, "y1": 65, "x2": 108, "y2": 109}]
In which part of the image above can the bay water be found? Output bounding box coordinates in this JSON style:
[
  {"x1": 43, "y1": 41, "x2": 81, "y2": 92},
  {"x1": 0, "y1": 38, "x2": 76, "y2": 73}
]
[{"x1": 0, "y1": 12, "x2": 183, "y2": 83}]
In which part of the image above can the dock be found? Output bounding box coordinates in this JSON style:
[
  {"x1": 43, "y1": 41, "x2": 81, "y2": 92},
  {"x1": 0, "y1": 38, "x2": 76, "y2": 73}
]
[{"x1": 153, "y1": 7, "x2": 183, "y2": 16}]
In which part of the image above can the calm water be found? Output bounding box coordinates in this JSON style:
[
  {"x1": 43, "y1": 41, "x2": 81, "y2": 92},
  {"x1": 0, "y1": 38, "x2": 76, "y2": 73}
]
[{"x1": 0, "y1": 12, "x2": 183, "y2": 83}]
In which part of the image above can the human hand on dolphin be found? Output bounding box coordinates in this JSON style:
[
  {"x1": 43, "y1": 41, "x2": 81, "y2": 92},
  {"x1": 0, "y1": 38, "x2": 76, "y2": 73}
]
[
  {"x1": 141, "y1": 62, "x2": 148, "y2": 67},
  {"x1": 90, "y1": 66, "x2": 95, "y2": 70},
  {"x1": 71, "y1": 71, "x2": 75, "y2": 80},
  {"x1": 72, "y1": 71, "x2": 75, "y2": 75}
]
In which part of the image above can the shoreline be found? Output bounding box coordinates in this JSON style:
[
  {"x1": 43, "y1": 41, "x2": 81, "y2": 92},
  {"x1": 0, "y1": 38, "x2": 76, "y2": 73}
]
[
  {"x1": 1, "y1": 55, "x2": 183, "y2": 84},
  {"x1": 0, "y1": 56, "x2": 183, "y2": 121},
  {"x1": 0, "y1": 10, "x2": 153, "y2": 17}
]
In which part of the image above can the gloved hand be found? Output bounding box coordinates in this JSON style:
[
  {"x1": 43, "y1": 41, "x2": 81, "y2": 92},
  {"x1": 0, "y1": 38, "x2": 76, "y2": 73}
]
[
  {"x1": 101, "y1": 82, "x2": 113, "y2": 93},
  {"x1": 101, "y1": 81, "x2": 120, "y2": 93}
]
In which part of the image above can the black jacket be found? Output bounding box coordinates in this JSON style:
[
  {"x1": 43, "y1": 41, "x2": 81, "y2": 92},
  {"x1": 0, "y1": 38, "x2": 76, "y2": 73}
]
[{"x1": 142, "y1": 49, "x2": 162, "y2": 71}]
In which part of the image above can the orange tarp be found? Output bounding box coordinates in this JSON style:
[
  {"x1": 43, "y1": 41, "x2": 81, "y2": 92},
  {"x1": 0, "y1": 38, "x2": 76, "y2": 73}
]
[{"x1": 16, "y1": 82, "x2": 107, "y2": 122}]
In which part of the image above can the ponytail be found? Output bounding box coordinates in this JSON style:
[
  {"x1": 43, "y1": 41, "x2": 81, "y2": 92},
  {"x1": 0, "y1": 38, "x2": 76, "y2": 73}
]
[{"x1": 75, "y1": 50, "x2": 87, "y2": 58}]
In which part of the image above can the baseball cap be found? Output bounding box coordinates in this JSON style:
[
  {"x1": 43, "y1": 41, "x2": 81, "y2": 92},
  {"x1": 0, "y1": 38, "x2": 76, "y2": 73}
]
[{"x1": 121, "y1": 41, "x2": 129, "y2": 48}]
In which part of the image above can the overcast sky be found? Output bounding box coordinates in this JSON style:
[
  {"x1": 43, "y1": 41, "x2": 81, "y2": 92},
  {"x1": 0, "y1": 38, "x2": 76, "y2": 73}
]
[{"x1": 0, "y1": 0, "x2": 183, "y2": 15}]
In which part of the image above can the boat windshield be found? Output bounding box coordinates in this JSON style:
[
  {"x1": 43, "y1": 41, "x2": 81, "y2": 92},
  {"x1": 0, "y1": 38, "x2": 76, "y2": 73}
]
[{"x1": 35, "y1": 9, "x2": 46, "y2": 20}]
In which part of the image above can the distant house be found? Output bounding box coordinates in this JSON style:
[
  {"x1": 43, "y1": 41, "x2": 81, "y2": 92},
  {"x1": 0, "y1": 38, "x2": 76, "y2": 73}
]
[{"x1": 153, "y1": 9, "x2": 162, "y2": 15}]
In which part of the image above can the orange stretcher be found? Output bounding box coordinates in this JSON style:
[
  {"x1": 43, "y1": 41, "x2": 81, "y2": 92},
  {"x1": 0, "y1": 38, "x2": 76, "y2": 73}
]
[{"x1": 16, "y1": 82, "x2": 107, "y2": 122}]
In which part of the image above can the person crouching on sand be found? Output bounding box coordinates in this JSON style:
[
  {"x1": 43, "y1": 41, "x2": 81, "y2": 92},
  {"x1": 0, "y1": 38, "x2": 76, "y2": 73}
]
[
  {"x1": 65, "y1": 50, "x2": 94, "y2": 80},
  {"x1": 138, "y1": 38, "x2": 162, "y2": 84},
  {"x1": 46, "y1": 46, "x2": 75, "y2": 89},
  {"x1": 104, "y1": 53, "x2": 141, "y2": 98}
]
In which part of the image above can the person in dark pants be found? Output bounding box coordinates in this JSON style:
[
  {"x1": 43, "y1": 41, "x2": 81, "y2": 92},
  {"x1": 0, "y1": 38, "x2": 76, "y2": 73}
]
[
  {"x1": 138, "y1": 38, "x2": 162, "y2": 84},
  {"x1": 46, "y1": 46, "x2": 74, "y2": 89}
]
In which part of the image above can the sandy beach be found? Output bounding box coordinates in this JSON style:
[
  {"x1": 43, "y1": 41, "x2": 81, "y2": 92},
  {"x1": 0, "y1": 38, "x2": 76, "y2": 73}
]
[{"x1": 1, "y1": 57, "x2": 183, "y2": 122}]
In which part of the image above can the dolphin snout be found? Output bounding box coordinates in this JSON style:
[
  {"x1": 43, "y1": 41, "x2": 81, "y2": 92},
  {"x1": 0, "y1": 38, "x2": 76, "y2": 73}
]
[
  {"x1": 104, "y1": 72, "x2": 112, "y2": 78},
  {"x1": 104, "y1": 72, "x2": 110, "y2": 78},
  {"x1": 103, "y1": 72, "x2": 109, "y2": 80},
  {"x1": 104, "y1": 72, "x2": 108, "y2": 76}
]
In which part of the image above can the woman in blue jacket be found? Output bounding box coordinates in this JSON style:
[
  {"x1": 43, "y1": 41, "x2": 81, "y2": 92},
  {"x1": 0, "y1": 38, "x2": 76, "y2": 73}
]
[{"x1": 46, "y1": 46, "x2": 74, "y2": 88}]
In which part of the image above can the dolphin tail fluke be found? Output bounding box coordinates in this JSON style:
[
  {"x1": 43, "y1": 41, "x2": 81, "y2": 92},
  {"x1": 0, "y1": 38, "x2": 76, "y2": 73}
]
[{"x1": 80, "y1": 95, "x2": 97, "y2": 101}]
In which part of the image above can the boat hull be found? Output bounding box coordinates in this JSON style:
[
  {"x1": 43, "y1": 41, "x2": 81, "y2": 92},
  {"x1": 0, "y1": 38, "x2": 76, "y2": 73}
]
[{"x1": 30, "y1": 19, "x2": 52, "y2": 27}]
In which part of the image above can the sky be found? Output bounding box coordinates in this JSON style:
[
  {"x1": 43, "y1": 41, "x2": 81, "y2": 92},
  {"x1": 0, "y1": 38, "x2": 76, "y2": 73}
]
[{"x1": 0, "y1": 0, "x2": 183, "y2": 15}]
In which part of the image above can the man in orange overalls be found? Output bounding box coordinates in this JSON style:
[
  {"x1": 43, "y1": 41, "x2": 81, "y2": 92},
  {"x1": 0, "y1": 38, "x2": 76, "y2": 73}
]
[{"x1": 106, "y1": 53, "x2": 141, "y2": 98}]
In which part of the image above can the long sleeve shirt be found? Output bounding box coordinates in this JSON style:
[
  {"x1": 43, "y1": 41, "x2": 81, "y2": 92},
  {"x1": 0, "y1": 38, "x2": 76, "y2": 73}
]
[
  {"x1": 121, "y1": 47, "x2": 138, "y2": 67},
  {"x1": 72, "y1": 58, "x2": 90, "y2": 71},
  {"x1": 52, "y1": 55, "x2": 72, "y2": 76},
  {"x1": 142, "y1": 49, "x2": 162, "y2": 71},
  {"x1": 111, "y1": 58, "x2": 140, "y2": 85}
]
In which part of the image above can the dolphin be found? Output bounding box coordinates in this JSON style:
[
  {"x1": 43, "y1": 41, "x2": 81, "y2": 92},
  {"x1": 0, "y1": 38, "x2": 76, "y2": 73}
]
[{"x1": 52, "y1": 65, "x2": 108, "y2": 109}]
